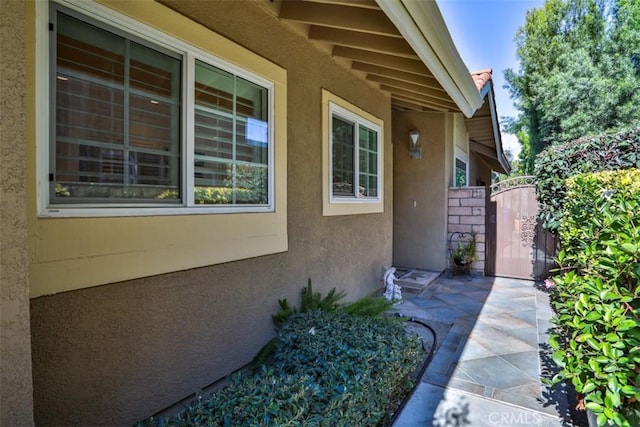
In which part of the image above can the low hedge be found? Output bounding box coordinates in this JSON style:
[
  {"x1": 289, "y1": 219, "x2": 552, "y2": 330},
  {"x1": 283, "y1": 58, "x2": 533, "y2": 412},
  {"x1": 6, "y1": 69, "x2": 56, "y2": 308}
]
[
  {"x1": 534, "y1": 127, "x2": 640, "y2": 233},
  {"x1": 157, "y1": 186, "x2": 264, "y2": 204},
  {"x1": 548, "y1": 169, "x2": 640, "y2": 426},
  {"x1": 140, "y1": 310, "x2": 423, "y2": 426}
]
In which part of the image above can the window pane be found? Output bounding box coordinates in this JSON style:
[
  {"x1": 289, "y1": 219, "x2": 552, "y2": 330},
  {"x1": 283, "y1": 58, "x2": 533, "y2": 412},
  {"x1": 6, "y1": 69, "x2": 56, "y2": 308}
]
[
  {"x1": 456, "y1": 158, "x2": 467, "y2": 187},
  {"x1": 358, "y1": 125, "x2": 378, "y2": 197},
  {"x1": 236, "y1": 78, "x2": 268, "y2": 166},
  {"x1": 194, "y1": 61, "x2": 269, "y2": 205},
  {"x1": 53, "y1": 11, "x2": 181, "y2": 203},
  {"x1": 332, "y1": 116, "x2": 355, "y2": 196}
]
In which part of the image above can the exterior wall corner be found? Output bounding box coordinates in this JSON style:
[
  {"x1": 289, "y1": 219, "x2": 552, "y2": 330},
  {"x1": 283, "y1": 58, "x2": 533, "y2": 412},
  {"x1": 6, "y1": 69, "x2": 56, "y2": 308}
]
[{"x1": 1, "y1": 0, "x2": 35, "y2": 424}]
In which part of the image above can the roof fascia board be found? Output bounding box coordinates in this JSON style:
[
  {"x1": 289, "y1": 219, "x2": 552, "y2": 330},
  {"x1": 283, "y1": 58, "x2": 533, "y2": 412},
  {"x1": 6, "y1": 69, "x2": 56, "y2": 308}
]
[
  {"x1": 483, "y1": 80, "x2": 511, "y2": 174},
  {"x1": 376, "y1": 0, "x2": 482, "y2": 117},
  {"x1": 479, "y1": 80, "x2": 492, "y2": 99}
]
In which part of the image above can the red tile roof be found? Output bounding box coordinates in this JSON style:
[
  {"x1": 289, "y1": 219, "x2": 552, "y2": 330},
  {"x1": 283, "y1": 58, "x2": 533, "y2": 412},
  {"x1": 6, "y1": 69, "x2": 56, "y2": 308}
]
[{"x1": 471, "y1": 68, "x2": 492, "y2": 92}]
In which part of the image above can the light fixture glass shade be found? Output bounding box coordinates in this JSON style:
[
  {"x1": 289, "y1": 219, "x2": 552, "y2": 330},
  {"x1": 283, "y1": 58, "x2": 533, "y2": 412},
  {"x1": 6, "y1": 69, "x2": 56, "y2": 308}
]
[
  {"x1": 409, "y1": 130, "x2": 420, "y2": 145},
  {"x1": 409, "y1": 130, "x2": 421, "y2": 159}
]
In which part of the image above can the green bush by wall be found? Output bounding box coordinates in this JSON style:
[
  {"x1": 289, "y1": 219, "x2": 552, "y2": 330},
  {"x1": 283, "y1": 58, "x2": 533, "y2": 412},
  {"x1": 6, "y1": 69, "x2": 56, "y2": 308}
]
[
  {"x1": 535, "y1": 127, "x2": 640, "y2": 233},
  {"x1": 549, "y1": 169, "x2": 640, "y2": 426},
  {"x1": 140, "y1": 309, "x2": 422, "y2": 426}
]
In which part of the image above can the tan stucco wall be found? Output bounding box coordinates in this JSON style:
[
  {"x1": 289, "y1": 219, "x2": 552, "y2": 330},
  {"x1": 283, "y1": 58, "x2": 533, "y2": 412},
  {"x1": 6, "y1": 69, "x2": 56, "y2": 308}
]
[
  {"x1": 393, "y1": 111, "x2": 451, "y2": 271},
  {"x1": 29, "y1": 0, "x2": 288, "y2": 297},
  {"x1": 469, "y1": 152, "x2": 493, "y2": 187},
  {"x1": 28, "y1": 0, "x2": 392, "y2": 425},
  {"x1": 453, "y1": 114, "x2": 468, "y2": 153},
  {"x1": 0, "y1": 1, "x2": 35, "y2": 425}
]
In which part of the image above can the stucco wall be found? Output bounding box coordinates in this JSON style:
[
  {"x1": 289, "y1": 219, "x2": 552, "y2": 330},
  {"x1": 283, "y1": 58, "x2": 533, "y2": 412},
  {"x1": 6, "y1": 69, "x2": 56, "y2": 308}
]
[
  {"x1": 0, "y1": 1, "x2": 35, "y2": 425},
  {"x1": 28, "y1": 1, "x2": 392, "y2": 425},
  {"x1": 392, "y1": 111, "x2": 449, "y2": 271},
  {"x1": 469, "y1": 151, "x2": 493, "y2": 187},
  {"x1": 453, "y1": 114, "x2": 468, "y2": 153}
]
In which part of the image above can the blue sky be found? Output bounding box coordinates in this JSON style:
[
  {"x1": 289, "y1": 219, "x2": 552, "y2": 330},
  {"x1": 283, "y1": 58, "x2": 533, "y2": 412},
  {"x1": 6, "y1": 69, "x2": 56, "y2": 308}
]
[{"x1": 436, "y1": 0, "x2": 545, "y2": 156}]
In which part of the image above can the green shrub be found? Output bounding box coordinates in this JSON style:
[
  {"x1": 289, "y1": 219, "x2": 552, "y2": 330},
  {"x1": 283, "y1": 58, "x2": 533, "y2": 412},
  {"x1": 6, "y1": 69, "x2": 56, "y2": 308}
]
[
  {"x1": 140, "y1": 310, "x2": 423, "y2": 426},
  {"x1": 273, "y1": 279, "x2": 392, "y2": 326},
  {"x1": 535, "y1": 127, "x2": 640, "y2": 233},
  {"x1": 272, "y1": 279, "x2": 346, "y2": 326},
  {"x1": 341, "y1": 296, "x2": 394, "y2": 317},
  {"x1": 274, "y1": 311, "x2": 422, "y2": 425},
  {"x1": 156, "y1": 186, "x2": 263, "y2": 204},
  {"x1": 548, "y1": 169, "x2": 640, "y2": 426}
]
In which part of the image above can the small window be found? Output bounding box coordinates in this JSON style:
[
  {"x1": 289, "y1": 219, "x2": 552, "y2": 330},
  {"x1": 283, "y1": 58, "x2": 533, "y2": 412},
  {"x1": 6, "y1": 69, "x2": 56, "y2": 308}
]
[
  {"x1": 331, "y1": 114, "x2": 379, "y2": 199},
  {"x1": 322, "y1": 90, "x2": 383, "y2": 216},
  {"x1": 454, "y1": 148, "x2": 468, "y2": 188},
  {"x1": 48, "y1": 4, "x2": 273, "y2": 213}
]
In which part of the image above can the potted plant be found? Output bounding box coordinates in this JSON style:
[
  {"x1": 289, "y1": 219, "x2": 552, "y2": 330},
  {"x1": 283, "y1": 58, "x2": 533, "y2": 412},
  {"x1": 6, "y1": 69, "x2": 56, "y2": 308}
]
[{"x1": 449, "y1": 232, "x2": 477, "y2": 267}]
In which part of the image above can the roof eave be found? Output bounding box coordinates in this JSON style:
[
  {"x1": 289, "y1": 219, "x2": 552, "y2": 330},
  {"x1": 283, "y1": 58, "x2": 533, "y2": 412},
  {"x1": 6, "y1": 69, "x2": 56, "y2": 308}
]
[
  {"x1": 483, "y1": 80, "x2": 511, "y2": 174},
  {"x1": 376, "y1": 0, "x2": 483, "y2": 117}
]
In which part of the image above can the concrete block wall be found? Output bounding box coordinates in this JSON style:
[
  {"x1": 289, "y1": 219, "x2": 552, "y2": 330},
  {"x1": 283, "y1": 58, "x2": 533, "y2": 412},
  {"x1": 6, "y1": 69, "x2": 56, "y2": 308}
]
[{"x1": 447, "y1": 187, "x2": 486, "y2": 275}]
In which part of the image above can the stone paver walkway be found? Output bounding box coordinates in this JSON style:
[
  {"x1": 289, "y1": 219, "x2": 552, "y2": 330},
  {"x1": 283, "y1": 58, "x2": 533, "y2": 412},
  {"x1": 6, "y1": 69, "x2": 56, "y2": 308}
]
[{"x1": 391, "y1": 274, "x2": 573, "y2": 427}]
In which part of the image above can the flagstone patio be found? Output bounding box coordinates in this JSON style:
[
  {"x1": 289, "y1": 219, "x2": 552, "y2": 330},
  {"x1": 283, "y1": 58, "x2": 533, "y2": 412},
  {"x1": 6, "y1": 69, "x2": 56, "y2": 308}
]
[{"x1": 391, "y1": 274, "x2": 578, "y2": 427}]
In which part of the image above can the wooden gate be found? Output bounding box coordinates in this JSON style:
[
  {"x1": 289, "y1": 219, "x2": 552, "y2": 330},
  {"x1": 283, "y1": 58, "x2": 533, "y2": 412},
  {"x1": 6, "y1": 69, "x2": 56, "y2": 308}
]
[{"x1": 487, "y1": 176, "x2": 557, "y2": 280}]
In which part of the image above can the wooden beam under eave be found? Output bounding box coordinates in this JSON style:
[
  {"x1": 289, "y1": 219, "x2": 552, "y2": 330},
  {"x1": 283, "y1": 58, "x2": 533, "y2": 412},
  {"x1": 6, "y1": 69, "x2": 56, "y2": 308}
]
[
  {"x1": 308, "y1": 0, "x2": 380, "y2": 10},
  {"x1": 465, "y1": 116, "x2": 492, "y2": 124},
  {"x1": 392, "y1": 95, "x2": 450, "y2": 112},
  {"x1": 310, "y1": 27, "x2": 418, "y2": 59},
  {"x1": 351, "y1": 62, "x2": 442, "y2": 91},
  {"x1": 470, "y1": 140, "x2": 498, "y2": 160},
  {"x1": 333, "y1": 46, "x2": 427, "y2": 75},
  {"x1": 279, "y1": 1, "x2": 400, "y2": 37},
  {"x1": 474, "y1": 152, "x2": 496, "y2": 173},
  {"x1": 391, "y1": 98, "x2": 423, "y2": 111},
  {"x1": 468, "y1": 128, "x2": 495, "y2": 138},
  {"x1": 466, "y1": 126, "x2": 495, "y2": 136},
  {"x1": 466, "y1": 126, "x2": 495, "y2": 140},
  {"x1": 366, "y1": 74, "x2": 453, "y2": 103},
  {"x1": 380, "y1": 85, "x2": 459, "y2": 111}
]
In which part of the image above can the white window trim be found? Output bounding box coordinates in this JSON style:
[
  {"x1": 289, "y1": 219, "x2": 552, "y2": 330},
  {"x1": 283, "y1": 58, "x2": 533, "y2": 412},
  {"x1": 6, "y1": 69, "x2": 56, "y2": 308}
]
[
  {"x1": 454, "y1": 146, "x2": 469, "y2": 188},
  {"x1": 38, "y1": 0, "x2": 276, "y2": 218},
  {"x1": 329, "y1": 102, "x2": 382, "y2": 203},
  {"x1": 321, "y1": 89, "x2": 384, "y2": 216}
]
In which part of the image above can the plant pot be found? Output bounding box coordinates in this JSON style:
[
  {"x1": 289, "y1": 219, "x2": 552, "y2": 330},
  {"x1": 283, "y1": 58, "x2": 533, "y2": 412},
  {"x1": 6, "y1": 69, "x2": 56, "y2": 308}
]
[{"x1": 453, "y1": 259, "x2": 470, "y2": 267}]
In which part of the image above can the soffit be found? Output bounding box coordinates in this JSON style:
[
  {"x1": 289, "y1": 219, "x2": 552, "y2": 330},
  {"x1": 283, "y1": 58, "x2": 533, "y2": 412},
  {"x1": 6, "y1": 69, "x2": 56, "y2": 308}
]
[
  {"x1": 465, "y1": 71, "x2": 510, "y2": 174},
  {"x1": 466, "y1": 101, "x2": 495, "y2": 153},
  {"x1": 267, "y1": 0, "x2": 463, "y2": 113}
]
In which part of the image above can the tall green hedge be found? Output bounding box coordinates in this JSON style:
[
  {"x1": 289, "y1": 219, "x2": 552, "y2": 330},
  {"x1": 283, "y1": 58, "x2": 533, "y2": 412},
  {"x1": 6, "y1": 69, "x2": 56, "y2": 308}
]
[
  {"x1": 535, "y1": 127, "x2": 640, "y2": 233},
  {"x1": 549, "y1": 169, "x2": 640, "y2": 426}
]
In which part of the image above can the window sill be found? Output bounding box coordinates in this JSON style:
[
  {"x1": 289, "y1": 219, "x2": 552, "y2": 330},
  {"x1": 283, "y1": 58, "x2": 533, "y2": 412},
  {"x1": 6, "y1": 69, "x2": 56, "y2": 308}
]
[
  {"x1": 323, "y1": 199, "x2": 384, "y2": 216},
  {"x1": 39, "y1": 205, "x2": 274, "y2": 218}
]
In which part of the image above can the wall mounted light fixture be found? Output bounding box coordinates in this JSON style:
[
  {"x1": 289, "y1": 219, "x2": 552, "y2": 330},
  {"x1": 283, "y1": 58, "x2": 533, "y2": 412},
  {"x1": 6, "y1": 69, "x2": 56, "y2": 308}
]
[{"x1": 409, "y1": 130, "x2": 422, "y2": 159}]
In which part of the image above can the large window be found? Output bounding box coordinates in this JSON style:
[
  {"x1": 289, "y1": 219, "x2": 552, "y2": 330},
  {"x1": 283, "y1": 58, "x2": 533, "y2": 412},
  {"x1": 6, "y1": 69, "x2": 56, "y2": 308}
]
[
  {"x1": 49, "y1": 4, "x2": 272, "y2": 212},
  {"x1": 32, "y1": 0, "x2": 288, "y2": 295},
  {"x1": 322, "y1": 90, "x2": 383, "y2": 216}
]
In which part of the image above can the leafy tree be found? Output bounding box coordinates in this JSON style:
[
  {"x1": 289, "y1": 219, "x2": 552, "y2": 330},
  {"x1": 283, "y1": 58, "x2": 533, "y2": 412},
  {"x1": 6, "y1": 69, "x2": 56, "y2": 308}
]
[
  {"x1": 501, "y1": 116, "x2": 530, "y2": 177},
  {"x1": 505, "y1": 0, "x2": 640, "y2": 173}
]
